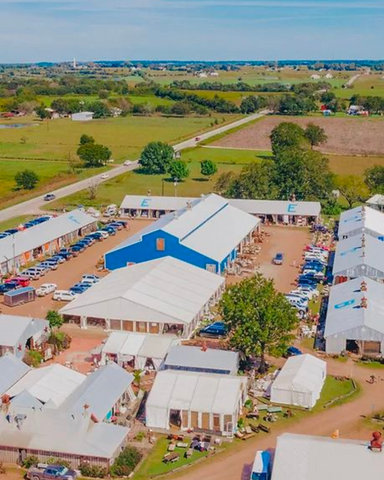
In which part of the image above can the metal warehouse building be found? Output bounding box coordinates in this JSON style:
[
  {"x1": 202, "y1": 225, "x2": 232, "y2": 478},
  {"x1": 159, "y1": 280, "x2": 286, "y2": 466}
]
[
  {"x1": 0, "y1": 210, "x2": 97, "y2": 275},
  {"x1": 119, "y1": 195, "x2": 321, "y2": 225},
  {"x1": 60, "y1": 256, "x2": 225, "y2": 337},
  {"x1": 106, "y1": 194, "x2": 260, "y2": 273},
  {"x1": 338, "y1": 205, "x2": 384, "y2": 240}
]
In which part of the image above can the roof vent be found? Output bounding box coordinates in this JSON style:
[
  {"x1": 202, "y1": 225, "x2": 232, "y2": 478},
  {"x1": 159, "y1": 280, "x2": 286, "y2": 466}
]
[
  {"x1": 361, "y1": 281, "x2": 367, "y2": 292},
  {"x1": 361, "y1": 297, "x2": 368, "y2": 309}
]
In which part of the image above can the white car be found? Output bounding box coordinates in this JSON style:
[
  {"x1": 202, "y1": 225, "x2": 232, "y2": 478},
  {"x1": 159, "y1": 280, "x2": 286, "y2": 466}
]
[
  {"x1": 96, "y1": 230, "x2": 109, "y2": 239},
  {"x1": 124, "y1": 160, "x2": 132, "y2": 166},
  {"x1": 82, "y1": 274, "x2": 100, "y2": 284},
  {"x1": 36, "y1": 283, "x2": 57, "y2": 297},
  {"x1": 53, "y1": 290, "x2": 79, "y2": 301},
  {"x1": 101, "y1": 173, "x2": 110, "y2": 179}
]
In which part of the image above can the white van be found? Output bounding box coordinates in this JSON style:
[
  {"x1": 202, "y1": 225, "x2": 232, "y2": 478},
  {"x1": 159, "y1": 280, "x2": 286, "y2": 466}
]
[{"x1": 104, "y1": 204, "x2": 117, "y2": 217}]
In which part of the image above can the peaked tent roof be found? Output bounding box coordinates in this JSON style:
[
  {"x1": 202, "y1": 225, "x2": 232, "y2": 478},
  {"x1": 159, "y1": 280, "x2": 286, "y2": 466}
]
[
  {"x1": 108, "y1": 194, "x2": 259, "y2": 263},
  {"x1": 338, "y1": 205, "x2": 384, "y2": 237},
  {"x1": 0, "y1": 315, "x2": 49, "y2": 348},
  {"x1": 324, "y1": 276, "x2": 384, "y2": 338},
  {"x1": 272, "y1": 354, "x2": 326, "y2": 393},
  {"x1": 0, "y1": 353, "x2": 30, "y2": 395},
  {"x1": 60, "y1": 257, "x2": 225, "y2": 324},
  {"x1": 164, "y1": 345, "x2": 239, "y2": 373}
]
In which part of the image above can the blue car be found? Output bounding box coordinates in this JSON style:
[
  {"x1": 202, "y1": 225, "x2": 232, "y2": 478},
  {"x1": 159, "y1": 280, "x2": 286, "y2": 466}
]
[
  {"x1": 285, "y1": 346, "x2": 303, "y2": 357},
  {"x1": 69, "y1": 286, "x2": 87, "y2": 295},
  {"x1": 101, "y1": 226, "x2": 117, "y2": 235},
  {"x1": 4, "y1": 229, "x2": 19, "y2": 235},
  {"x1": 199, "y1": 322, "x2": 227, "y2": 338}
]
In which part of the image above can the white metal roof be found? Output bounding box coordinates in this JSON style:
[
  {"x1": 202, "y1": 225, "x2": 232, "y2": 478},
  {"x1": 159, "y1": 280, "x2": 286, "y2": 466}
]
[
  {"x1": 338, "y1": 205, "x2": 384, "y2": 237},
  {"x1": 367, "y1": 194, "x2": 384, "y2": 206},
  {"x1": 0, "y1": 353, "x2": 30, "y2": 395},
  {"x1": 103, "y1": 331, "x2": 178, "y2": 360},
  {"x1": 164, "y1": 345, "x2": 239, "y2": 373},
  {"x1": 0, "y1": 315, "x2": 48, "y2": 348},
  {"x1": 325, "y1": 276, "x2": 384, "y2": 339},
  {"x1": 271, "y1": 433, "x2": 384, "y2": 480},
  {"x1": 7, "y1": 364, "x2": 85, "y2": 407},
  {"x1": 120, "y1": 195, "x2": 321, "y2": 217},
  {"x1": 146, "y1": 370, "x2": 246, "y2": 414},
  {"x1": 60, "y1": 257, "x2": 224, "y2": 324},
  {"x1": 333, "y1": 234, "x2": 384, "y2": 277},
  {"x1": 111, "y1": 194, "x2": 259, "y2": 263},
  {"x1": 272, "y1": 354, "x2": 326, "y2": 393},
  {"x1": 0, "y1": 210, "x2": 96, "y2": 264}
]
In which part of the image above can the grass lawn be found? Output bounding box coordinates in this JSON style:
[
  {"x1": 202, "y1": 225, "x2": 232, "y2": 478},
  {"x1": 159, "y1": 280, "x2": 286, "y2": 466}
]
[
  {"x1": 334, "y1": 74, "x2": 384, "y2": 99},
  {"x1": 181, "y1": 146, "x2": 270, "y2": 164},
  {"x1": 0, "y1": 115, "x2": 238, "y2": 162},
  {"x1": 133, "y1": 436, "x2": 209, "y2": 480},
  {"x1": 313, "y1": 376, "x2": 359, "y2": 411},
  {"x1": 47, "y1": 162, "x2": 244, "y2": 211},
  {"x1": 327, "y1": 154, "x2": 384, "y2": 175},
  {"x1": 0, "y1": 215, "x2": 34, "y2": 232},
  {"x1": 357, "y1": 360, "x2": 384, "y2": 369}
]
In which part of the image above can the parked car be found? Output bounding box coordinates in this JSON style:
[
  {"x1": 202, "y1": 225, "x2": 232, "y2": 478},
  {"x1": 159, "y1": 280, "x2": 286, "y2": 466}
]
[
  {"x1": 285, "y1": 346, "x2": 303, "y2": 357},
  {"x1": 0, "y1": 281, "x2": 19, "y2": 294},
  {"x1": 82, "y1": 274, "x2": 100, "y2": 284},
  {"x1": 273, "y1": 253, "x2": 284, "y2": 265},
  {"x1": 4, "y1": 228, "x2": 19, "y2": 235},
  {"x1": 0, "y1": 233, "x2": 10, "y2": 239},
  {"x1": 83, "y1": 235, "x2": 96, "y2": 244},
  {"x1": 124, "y1": 160, "x2": 132, "y2": 166},
  {"x1": 51, "y1": 255, "x2": 66, "y2": 264},
  {"x1": 108, "y1": 222, "x2": 123, "y2": 230},
  {"x1": 21, "y1": 268, "x2": 42, "y2": 280},
  {"x1": 199, "y1": 321, "x2": 227, "y2": 338},
  {"x1": 32, "y1": 266, "x2": 47, "y2": 276},
  {"x1": 101, "y1": 226, "x2": 116, "y2": 235},
  {"x1": 76, "y1": 239, "x2": 91, "y2": 248},
  {"x1": 36, "y1": 283, "x2": 57, "y2": 297},
  {"x1": 69, "y1": 286, "x2": 88, "y2": 295},
  {"x1": 5, "y1": 276, "x2": 30, "y2": 287},
  {"x1": 26, "y1": 464, "x2": 77, "y2": 480},
  {"x1": 114, "y1": 220, "x2": 128, "y2": 228},
  {"x1": 57, "y1": 249, "x2": 72, "y2": 260},
  {"x1": 95, "y1": 230, "x2": 109, "y2": 239},
  {"x1": 43, "y1": 194, "x2": 56, "y2": 201},
  {"x1": 87, "y1": 232, "x2": 104, "y2": 241},
  {"x1": 70, "y1": 244, "x2": 85, "y2": 254},
  {"x1": 38, "y1": 261, "x2": 58, "y2": 271},
  {"x1": 53, "y1": 290, "x2": 79, "y2": 301},
  {"x1": 100, "y1": 173, "x2": 109, "y2": 179}
]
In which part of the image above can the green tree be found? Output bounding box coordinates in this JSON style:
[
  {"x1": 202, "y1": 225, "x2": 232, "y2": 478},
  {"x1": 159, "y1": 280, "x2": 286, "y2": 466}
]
[
  {"x1": 46, "y1": 310, "x2": 63, "y2": 329},
  {"x1": 14, "y1": 170, "x2": 39, "y2": 190},
  {"x1": 225, "y1": 161, "x2": 277, "y2": 199},
  {"x1": 270, "y1": 122, "x2": 307, "y2": 155},
  {"x1": 304, "y1": 123, "x2": 328, "y2": 149},
  {"x1": 200, "y1": 159, "x2": 218, "y2": 179},
  {"x1": 364, "y1": 165, "x2": 384, "y2": 194},
  {"x1": 168, "y1": 160, "x2": 190, "y2": 180},
  {"x1": 335, "y1": 175, "x2": 369, "y2": 209},
  {"x1": 219, "y1": 274, "x2": 298, "y2": 373},
  {"x1": 214, "y1": 171, "x2": 237, "y2": 194},
  {"x1": 77, "y1": 143, "x2": 111, "y2": 167},
  {"x1": 35, "y1": 104, "x2": 49, "y2": 120},
  {"x1": 139, "y1": 141, "x2": 175, "y2": 174},
  {"x1": 79, "y1": 134, "x2": 95, "y2": 145}
]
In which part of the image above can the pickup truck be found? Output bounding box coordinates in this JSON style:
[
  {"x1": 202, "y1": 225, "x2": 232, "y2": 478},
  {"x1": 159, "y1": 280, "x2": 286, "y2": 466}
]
[{"x1": 26, "y1": 465, "x2": 77, "y2": 480}]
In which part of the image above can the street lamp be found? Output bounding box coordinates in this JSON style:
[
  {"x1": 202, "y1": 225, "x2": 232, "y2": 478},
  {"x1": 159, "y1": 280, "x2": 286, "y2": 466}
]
[{"x1": 173, "y1": 178, "x2": 178, "y2": 197}]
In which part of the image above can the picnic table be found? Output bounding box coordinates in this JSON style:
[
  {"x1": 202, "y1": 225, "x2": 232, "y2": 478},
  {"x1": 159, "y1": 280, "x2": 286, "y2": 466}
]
[
  {"x1": 163, "y1": 452, "x2": 180, "y2": 464},
  {"x1": 176, "y1": 442, "x2": 189, "y2": 448},
  {"x1": 268, "y1": 406, "x2": 282, "y2": 414},
  {"x1": 168, "y1": 443, "x2": 176, "y2": 452}
]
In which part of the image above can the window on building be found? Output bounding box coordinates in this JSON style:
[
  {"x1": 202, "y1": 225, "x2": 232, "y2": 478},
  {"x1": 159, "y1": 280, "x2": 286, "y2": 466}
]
[{"x1": 156, "y1": 238, "x2": 165, "y2": 251}]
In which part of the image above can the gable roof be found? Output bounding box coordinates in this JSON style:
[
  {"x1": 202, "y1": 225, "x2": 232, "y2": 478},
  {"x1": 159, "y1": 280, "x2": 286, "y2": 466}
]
[
  {"x1": 272, "y1": 354, "x2": 326, "y2": 393},
  {"x1": 164, "y1": 345, "x2": 239, "y2": 373},
  {"x1": 108, "y1": 194, "x2": 259, "y2": 263},
  {"x1": 338, "y1": 205, "x2": 384, "y2": 237},
  {"x1": 0, "y1": 315, "x2": 48, "y2": 348},
  {"x1": 0, "y1": 353, "x2": 30, "y2": 395},
  {"x1": 60, "y1": 257, "x2": 224, "y2": 324},
  {"x1": 324, "y1": 276, "x2": 384, "y2": 338}
]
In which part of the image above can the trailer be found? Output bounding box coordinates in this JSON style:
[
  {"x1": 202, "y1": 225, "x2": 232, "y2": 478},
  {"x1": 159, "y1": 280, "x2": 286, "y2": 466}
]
[{"x1": 4, "y1": 286, "x2": 36, "y2": 307}]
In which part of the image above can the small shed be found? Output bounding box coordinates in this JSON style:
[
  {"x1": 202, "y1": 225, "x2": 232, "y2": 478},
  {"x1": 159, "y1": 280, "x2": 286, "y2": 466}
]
[
  {"x1": 71, "y1": 112, "x2": 94, "y2": 121},
  {"x1": 270, "y1": 354, "x2": 326, "y2": 409},
  {"x1": 163, "y1": 345, "x2": 239, "y2": 375}
]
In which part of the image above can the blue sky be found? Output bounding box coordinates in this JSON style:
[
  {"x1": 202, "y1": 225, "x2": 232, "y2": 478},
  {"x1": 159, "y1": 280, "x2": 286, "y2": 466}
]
[{"x1": 1, "y1": 0, "x2": 383, "y2": 62}]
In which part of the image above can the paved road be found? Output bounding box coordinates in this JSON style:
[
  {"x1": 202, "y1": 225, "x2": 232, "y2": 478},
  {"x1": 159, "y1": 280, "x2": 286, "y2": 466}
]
[{"x1": 0, "y1": 111, "x2": 266, "y2": 223}]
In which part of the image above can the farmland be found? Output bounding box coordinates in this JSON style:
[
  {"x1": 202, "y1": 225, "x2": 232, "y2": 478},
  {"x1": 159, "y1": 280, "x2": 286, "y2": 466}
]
[
  {"x1": 213, "y1": 115, "x2": 384, "y2": 156},
  {"x1": 334, "y1": 73, "x2": 384, "y2": 98}
]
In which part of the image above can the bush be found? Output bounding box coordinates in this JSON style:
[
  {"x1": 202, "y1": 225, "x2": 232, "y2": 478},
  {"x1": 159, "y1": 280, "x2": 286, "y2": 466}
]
[
  {"x1": 79, "y1": 463, "x2": 107, "y2": 478},
  {"x1": 22, "y1": 456, "x2": 38, "y2": 468},
  {"x1": 48, "y1": 330, "x2": 71, "y2": 352},
  {"x1": 110, "y1": 446, "x2": 142, "y2": 477},
  {"x1": 24, "y1": 350, "x2": 43, "y2": 367},
  {"x1": 46, "y1": 458, "x2": 71, "y2": 468}
]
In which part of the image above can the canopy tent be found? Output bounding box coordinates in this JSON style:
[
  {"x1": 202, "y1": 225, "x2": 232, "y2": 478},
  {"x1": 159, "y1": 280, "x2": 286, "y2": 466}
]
[
  {"x1": 338, "y1": 205, "x2": 384, "y2": 239},
  {"x1": 102, "y1": 332, "x2": 179, "y2": 370},
  {"x1": 146, "y1": 370, "x2": 247, "y2": 435},
  {"x1": 270, "y1": 354, "x2": 326, "y2": 409},
  {"x1": 324, "y1": 276, "x2": 384, "y2": 355}
]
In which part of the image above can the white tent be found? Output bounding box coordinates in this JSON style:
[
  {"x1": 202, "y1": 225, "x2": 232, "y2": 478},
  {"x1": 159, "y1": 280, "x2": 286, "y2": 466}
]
[
  {"x1": 102, "y1": 332, "x2": 179, "y2": 370},
  {"x1": 338, "y1": 205, "x2": 384, "y2": 239},
  {"x1": 270, "y1": 355, "x2": 326, "y2": 409},
  {"x1": 146, "y1": 370, "x2": 247, "y2": 434}
]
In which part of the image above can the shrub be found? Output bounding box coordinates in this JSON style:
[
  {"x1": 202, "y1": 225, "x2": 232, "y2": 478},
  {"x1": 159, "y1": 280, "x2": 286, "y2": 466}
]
[
  {"x1": 110, "y1": 446, "x2": 142, "y2": 477},
  {"x1": 46, "y1": 458, "x2": 71, "y2": 468},
  {"x1": 24, "y1": 350, "x2": 43, "y2": 367},
  {"x1": 79, "y1": 463, "x2": 107, "y2": 478},
  {"x1": 22, "y1": 456, "x2": 38, "y2": 468}
]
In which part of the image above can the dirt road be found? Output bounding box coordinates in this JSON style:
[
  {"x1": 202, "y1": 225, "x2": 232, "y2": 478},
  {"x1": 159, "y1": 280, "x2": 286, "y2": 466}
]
[{"x1": 171, "y1": 358, "x2": 384, "y2": 480}]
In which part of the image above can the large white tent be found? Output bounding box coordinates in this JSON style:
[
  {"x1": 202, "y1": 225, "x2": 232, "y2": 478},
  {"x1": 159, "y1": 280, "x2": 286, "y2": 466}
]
[
  {"x1": 270, "y1": 354, "x2": 326, "y2": 409},
  {"x1": 333, "y1": 233, "x2": 384, "y2": 282},
  {"x1": 101, "y1": 331, "x2": 179, "y2": 370},
  {"x1": 325, "y1": 276, "x2": 384, "y2": 355},
  {"x1": 146, "y1": 370, "x2": 247, "y2": 435},
  {"x1": 60, "y1": 256, "x2": 225, "y2": 337},
  {"x1": 338, "y1": 205, "x2": 384, "y2": 239}
]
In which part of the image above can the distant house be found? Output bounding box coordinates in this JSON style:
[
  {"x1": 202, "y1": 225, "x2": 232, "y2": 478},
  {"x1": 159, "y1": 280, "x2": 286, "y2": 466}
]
[
  {"x1": 310, "y1": 74, "x2": 321, "y2": 80},
  {"x1": 71, "y1": 111, "x2": 94, "y2": 121},
  {"x1": 325, "y1": 73, "x2": 334, "y2": 79}
]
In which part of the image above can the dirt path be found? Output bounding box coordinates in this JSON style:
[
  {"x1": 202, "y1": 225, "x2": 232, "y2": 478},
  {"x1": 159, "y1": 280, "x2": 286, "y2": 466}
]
[{"x1": 170, "y1": 358, "x2": 384, "y2": 480}]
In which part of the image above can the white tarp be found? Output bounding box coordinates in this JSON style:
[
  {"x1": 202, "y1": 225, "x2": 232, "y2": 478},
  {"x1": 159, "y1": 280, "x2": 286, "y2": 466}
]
[{"x1": 271, "y1": 355, "x2": 326, "y2": 409}]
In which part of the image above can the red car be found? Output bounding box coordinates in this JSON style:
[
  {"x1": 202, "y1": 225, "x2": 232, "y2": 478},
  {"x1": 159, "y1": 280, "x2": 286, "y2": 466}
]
[{"x1": 5, "y1": 276, "x2": 30, "y2": 287}]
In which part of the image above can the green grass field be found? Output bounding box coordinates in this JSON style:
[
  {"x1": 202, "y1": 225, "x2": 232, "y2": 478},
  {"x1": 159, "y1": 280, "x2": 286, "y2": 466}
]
[
  {"x1": 181, "y1": 146, "x2": 270, "y2": 164},
  {"x1": 334, "y1": 74, "x2": 384, "y2": 99}
]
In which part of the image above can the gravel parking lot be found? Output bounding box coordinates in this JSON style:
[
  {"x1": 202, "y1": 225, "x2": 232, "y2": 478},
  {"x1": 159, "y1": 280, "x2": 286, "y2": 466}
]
[{"x1": 0, "y1": 219, "x2": 153, "y2": 318}]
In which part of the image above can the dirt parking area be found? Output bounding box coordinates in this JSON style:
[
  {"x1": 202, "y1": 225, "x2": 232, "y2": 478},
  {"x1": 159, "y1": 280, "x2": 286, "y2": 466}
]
[
  {"x1": 256, "y1": 225, "x2": 310, "y2": 293},
  {"x1": 213, "y1": 115, "x2": 384, "y2": 156},
  {"x1": 0, "y1": 219, "x2": 153, "y2": 319}
]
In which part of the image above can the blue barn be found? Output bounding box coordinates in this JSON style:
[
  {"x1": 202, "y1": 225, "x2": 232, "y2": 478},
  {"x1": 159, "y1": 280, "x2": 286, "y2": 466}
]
[{"x1": 105, "y1": 194, "x2": 260, "y2": 273}]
